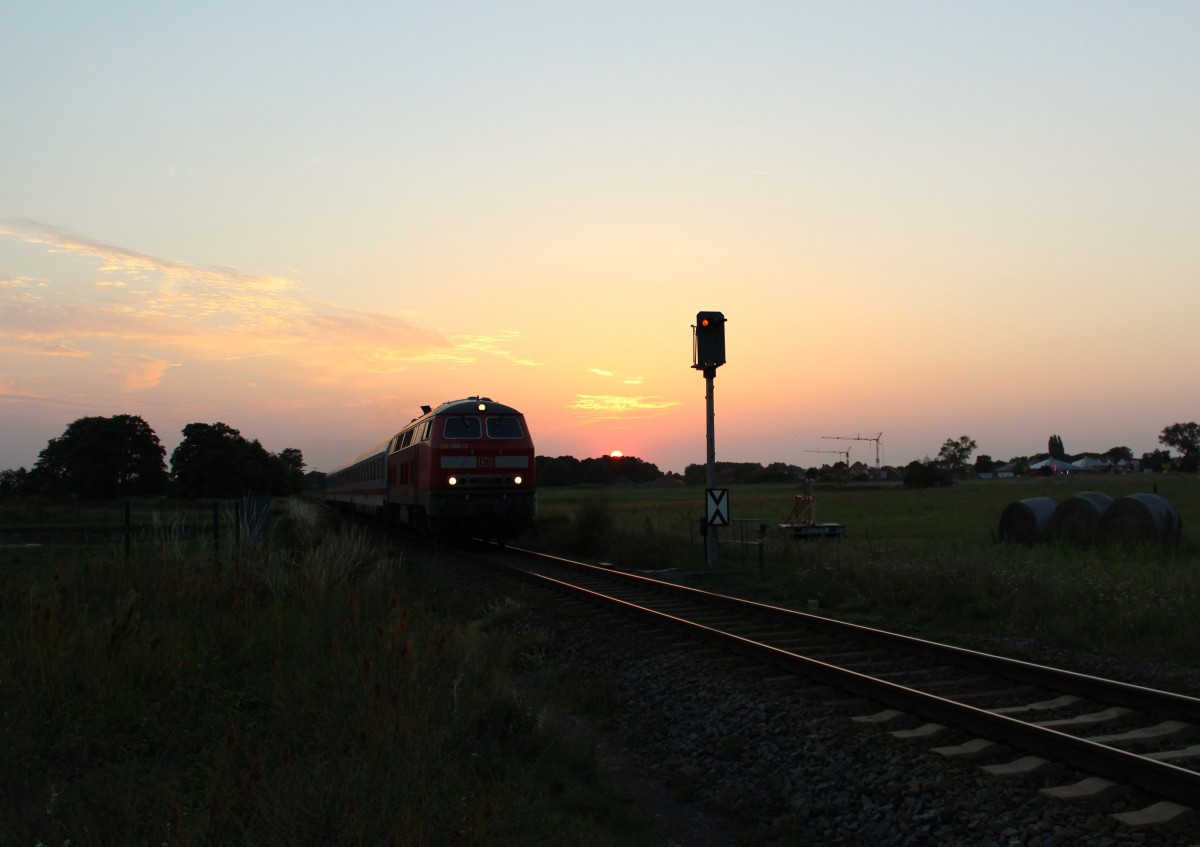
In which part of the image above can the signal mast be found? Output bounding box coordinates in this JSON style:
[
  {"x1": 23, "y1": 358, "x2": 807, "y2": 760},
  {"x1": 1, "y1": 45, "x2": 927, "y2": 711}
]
[{"x1": 693, "y1": 311, "x2": 727, "y2": 570}]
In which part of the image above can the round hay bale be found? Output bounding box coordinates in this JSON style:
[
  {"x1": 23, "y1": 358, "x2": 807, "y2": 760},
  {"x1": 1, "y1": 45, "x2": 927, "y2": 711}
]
[
  {"x1": 1096, "y1": 492, "x2": 1183, "y2": 546},
  {"x1": 998, "y1": 497, "x2": 1058, "y2": 544},
  {"x1": 1047, "y1": 491, "x2": 1113, "y2": 545}
]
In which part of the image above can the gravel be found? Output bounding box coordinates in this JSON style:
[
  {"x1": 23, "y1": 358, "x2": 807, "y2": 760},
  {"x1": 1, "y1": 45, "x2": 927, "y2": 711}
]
[{"x1": 538, "y1": 610, "x2": 1200, "y2": 847}]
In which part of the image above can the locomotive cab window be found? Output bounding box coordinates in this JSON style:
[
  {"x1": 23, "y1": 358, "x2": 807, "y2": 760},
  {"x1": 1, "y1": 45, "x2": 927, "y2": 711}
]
[
  {"x1": 443, "y1": 417, "x2": 482, "y2": 439},
  {"x1": 486, "y1": 416, "x2": 524, "y2": 439}
]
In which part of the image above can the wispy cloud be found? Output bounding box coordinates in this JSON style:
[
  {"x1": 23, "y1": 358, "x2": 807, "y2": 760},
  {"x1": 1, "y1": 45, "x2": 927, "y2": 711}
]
[
  {"x1": 449, "y1": 331, "x2": 543, "y2": 367},
  {"x1": 0, "y1": 220, "x2": 537, "y2": 394},
  {"x1": 568, "y1": 394, "x2": 680, "y2": 413},
  {"x1": 589, "y1": 367, "x2": 642, "y2": 385},
  {"x1": 0, "y1": 275, "x2": 44, "y2": 288},
  {"x1": 115, "y1": 356, "x2": 181, "y2": 392}
]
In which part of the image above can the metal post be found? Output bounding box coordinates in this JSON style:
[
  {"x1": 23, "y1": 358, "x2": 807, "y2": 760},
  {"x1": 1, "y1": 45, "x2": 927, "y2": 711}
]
[
  {"x1": 705, "y1": 365, "x2": 719, "y2": 570},
  {"x1": 758, "y1": 522, "x2": 767, "y2": 579},
  {"x1": 124, "y1": 501, "x2": 131, "y2": 562}
]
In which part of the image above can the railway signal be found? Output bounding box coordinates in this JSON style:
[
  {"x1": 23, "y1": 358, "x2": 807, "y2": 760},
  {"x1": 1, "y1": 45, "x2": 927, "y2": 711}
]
[
  {"x1": 693, "y1": 311, "x2": 726, "y2": 370},
  {"x1": 692, "y1": 311, "x2": 727, "y2": 569}
]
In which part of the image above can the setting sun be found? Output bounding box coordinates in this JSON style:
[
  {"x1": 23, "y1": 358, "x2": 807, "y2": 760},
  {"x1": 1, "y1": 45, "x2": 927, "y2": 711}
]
[{"x1": 610, "y1": 450, "x2": 623, "y2": 458}]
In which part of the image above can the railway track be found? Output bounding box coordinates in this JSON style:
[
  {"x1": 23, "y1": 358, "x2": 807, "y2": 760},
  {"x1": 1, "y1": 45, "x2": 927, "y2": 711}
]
[{"x1": 462, "y1": 542, "x2": 1200, "y2": 827}]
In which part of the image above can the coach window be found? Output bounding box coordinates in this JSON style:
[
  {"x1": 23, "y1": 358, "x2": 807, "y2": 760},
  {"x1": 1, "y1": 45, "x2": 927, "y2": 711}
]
[
  {"x1": 486, "y1": 416, "x2": 524, "y2": 439},
  {"x1": 443, "y1": 417, "x2": 482, "y2": 439}
]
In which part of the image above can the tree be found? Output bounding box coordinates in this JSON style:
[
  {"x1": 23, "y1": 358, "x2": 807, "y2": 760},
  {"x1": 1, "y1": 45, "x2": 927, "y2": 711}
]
[
  {"x1": 170, "y1": 423, "x2": 276, "y2": 497},
  {"x1": 535, "y1": 455, "x2": 582, "y2": 487},
  {"x1": 536, "y1": 454, "x2": 664, "y2": 486},
  {"x1": 1141, "y1": 449, "x2": 1173, "y2": 473},
  {"x1": 28, "y1": 415, "x2": 167, "y2": 499},
  {"x1": 903, "y1": 458, "x2": 952, "y2": 488},
  {"x1": 973, "y1": 454, "x2": 996, "y2": 474},
  {"x1": 0, "y1": 467, "x2": 29, "y2": 497},
  {"x1": 1159, "y1": 422, "x2": 1200, "y2": 472},
  {"x1": 936, "y1": 435, "x2": 977, "y2": 472},
  {"x1": 1103, "y1": 446, "x2": 1133, "y2": 463},
  {"x1": 276, "y1": 447, "x2": 307, "y2": 494},
  {"x1": 170, "y1": 423, "x2": 308, "y2": 497},
  {"x1": 1048, "y1": 434, "x2": 1066, "y2": 460}
]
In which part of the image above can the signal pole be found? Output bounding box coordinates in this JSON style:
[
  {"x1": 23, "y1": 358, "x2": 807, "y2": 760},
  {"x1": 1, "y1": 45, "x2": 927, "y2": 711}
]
[{"x1": 693, "y1": 311, "x2": 727, "y2": 570}]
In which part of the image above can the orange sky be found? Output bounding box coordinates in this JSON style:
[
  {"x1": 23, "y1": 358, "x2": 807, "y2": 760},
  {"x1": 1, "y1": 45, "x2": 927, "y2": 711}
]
[{"x1": 3, "y1": 5, "x2": 1198, "y2": 475}]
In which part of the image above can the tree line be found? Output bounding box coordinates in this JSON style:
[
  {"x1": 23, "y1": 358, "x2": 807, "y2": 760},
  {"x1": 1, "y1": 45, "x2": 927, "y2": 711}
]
[
  {"x1": 534, "y1": 456, "x2": 809, "y2": 486},
  {"x1": 902, "y1": 425, "x2": 1200, "y2": 487},
  {"x1": 5, "y1": 417, "x2": 1197, "y2": 499},
  {"x1": 0, "y1": 415, "x2": 307, "y2": 500}
]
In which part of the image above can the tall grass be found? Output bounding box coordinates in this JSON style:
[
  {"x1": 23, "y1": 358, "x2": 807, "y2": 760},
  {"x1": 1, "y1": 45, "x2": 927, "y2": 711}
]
[
  {"x1": 528, "y1": 477, "x2": 1200, "y2": 667},
  {"x1": 1, "y1": 498, "x2": 657, "y2": 847}
]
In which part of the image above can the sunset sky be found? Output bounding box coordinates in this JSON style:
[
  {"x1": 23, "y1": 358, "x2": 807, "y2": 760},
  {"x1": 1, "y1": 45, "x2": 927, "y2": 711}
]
[{"x1": 3, "y1": 3, "x2": 1198, "y2": 477}]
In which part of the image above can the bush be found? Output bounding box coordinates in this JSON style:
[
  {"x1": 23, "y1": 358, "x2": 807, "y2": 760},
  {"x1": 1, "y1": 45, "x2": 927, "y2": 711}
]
[{"x1": 903, "y1": 459, "x2": 953, "y2": 488}]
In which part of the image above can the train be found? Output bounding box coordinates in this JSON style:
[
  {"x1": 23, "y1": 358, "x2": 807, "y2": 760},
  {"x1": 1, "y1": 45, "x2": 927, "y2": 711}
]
[{"x1": 324, "y1": 396, "x2": 537, "y2": 540}]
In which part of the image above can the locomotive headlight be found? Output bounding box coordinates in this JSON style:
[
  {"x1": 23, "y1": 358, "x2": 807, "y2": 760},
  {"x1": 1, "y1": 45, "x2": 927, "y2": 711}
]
[
  {"x1": 448, "y1": 476, "x2": 458, "y2": 486},
  {"x1": 513, "y1": 476, "x2": 523, "y2": 485},
  {"x1": 477, "y1": 402, "x2": 487, "y2": 411}
]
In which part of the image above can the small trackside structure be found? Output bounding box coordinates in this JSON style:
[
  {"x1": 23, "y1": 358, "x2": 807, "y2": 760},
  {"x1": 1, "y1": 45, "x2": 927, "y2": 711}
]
[{"x1": 779, "y1": 480, "x2": 846, "y2": 540}]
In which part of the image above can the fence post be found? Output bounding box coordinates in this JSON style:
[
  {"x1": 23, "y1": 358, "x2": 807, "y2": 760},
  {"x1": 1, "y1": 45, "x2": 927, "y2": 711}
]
[
  {"x1": 213, "y1": 501, "x2": 220, "y2": 566},
  {"x1": 124, "y1": 500, "x2": 132, "y2": 562},
  {"x1": 758, "y1": 522, "x2": 767, "y2": 578}
]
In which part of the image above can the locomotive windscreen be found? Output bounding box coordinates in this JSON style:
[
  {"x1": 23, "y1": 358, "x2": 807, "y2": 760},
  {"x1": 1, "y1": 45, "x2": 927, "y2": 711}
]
[
  {"x1": 486, "y1": 417, "x2": 524, "y2": 438},
  {"x1": 443, "y1": 417, "x2": 482, "y2": 438}
]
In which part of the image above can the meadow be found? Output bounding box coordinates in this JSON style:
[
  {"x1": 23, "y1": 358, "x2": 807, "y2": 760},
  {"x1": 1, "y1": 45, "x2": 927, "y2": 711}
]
[
  {"x1": 1, "y1": 499, "x2": 658, "y2": 847},
  {"x1": 4, "y1": 474, "x2": 1198, "y2": 844},
  {"x1": 529, "y1": 474, "x2": 1200, "y2": 670}
]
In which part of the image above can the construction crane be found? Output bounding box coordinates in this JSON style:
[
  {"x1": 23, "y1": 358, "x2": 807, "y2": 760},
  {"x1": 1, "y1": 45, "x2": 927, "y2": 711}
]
[
  {"x1": 805, "y1": 447, "x2": 850, "y2": 466},
  {"x1": 823, "y1": 433, "x2": 883, "y2": 473}
]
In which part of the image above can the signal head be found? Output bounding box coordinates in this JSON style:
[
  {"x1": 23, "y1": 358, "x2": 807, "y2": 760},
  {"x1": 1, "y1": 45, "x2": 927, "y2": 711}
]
[{"x1": 693, "y1": 310, "x2": 726, "y2": 368}]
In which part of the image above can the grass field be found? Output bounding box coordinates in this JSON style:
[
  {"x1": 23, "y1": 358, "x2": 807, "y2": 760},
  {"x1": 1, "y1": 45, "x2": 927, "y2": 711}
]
[
  {"x1": 1, "y1": 499, "x2": 659, "y2": 847},
  {"x1": 4, "y1": 475, "x2": 1198, "y2": 843},
  {"x1": 527, "y1": 474, "x2": 1200, "y2": 668}
]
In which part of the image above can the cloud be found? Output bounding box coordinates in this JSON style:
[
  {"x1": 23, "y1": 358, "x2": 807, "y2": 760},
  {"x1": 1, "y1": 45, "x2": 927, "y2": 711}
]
[
  {"x1": 115, "y1": 356, "x2": 181, "y2": 392},
  {"x1": 589, "y1": 367, "x2": 642, "y2": 385},
  {"x1": 450, "y1": 332, "x2": 543, "y2": 367},
  {"x1": 0, "y1": 275, "x2": 43, "y2": 288},
  {"x1": 568, "y1": 394, "x2": 680, "y2": 413},
  {"x1": 0, "y1": 219, "x2": 538, "y2": 387},
  {"x1": 0, "y1": 339, "x2": 89, "y2": 358}
]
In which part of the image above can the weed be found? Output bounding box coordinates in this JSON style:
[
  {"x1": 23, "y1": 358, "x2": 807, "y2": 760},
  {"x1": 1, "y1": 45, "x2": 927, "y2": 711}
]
[
  {"x1": 531, "y1": 478, "x2": 1200, "y2": 665},
  {"x1": 1, "y1": 501, "x2": 660, "y2": 847}
]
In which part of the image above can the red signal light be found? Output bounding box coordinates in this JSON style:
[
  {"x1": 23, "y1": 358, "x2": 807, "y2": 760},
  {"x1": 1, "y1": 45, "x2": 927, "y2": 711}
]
[{"x1": 694, "y1": 311, "x2": 726, "y2": 367}]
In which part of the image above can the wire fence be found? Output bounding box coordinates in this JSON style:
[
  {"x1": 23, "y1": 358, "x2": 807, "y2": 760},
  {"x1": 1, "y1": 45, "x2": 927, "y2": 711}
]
[{"x1": 0, "y1": 495, "x2": 275, "y2": 564}]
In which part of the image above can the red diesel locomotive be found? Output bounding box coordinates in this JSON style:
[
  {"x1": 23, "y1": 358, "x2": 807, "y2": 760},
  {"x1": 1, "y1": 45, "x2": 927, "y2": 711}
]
[{"x1": 324, "y1": 397, "x2": 537, "y2": 539}]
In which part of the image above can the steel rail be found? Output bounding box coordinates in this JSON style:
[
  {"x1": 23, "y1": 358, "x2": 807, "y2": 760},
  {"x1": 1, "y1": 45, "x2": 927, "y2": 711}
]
[
  {"x1": 509, "y1": 544, "x2": 1200, "y2": 723},
  {"x1": 487, "y1": 546, "x2": 1200, "y2": 808}
]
